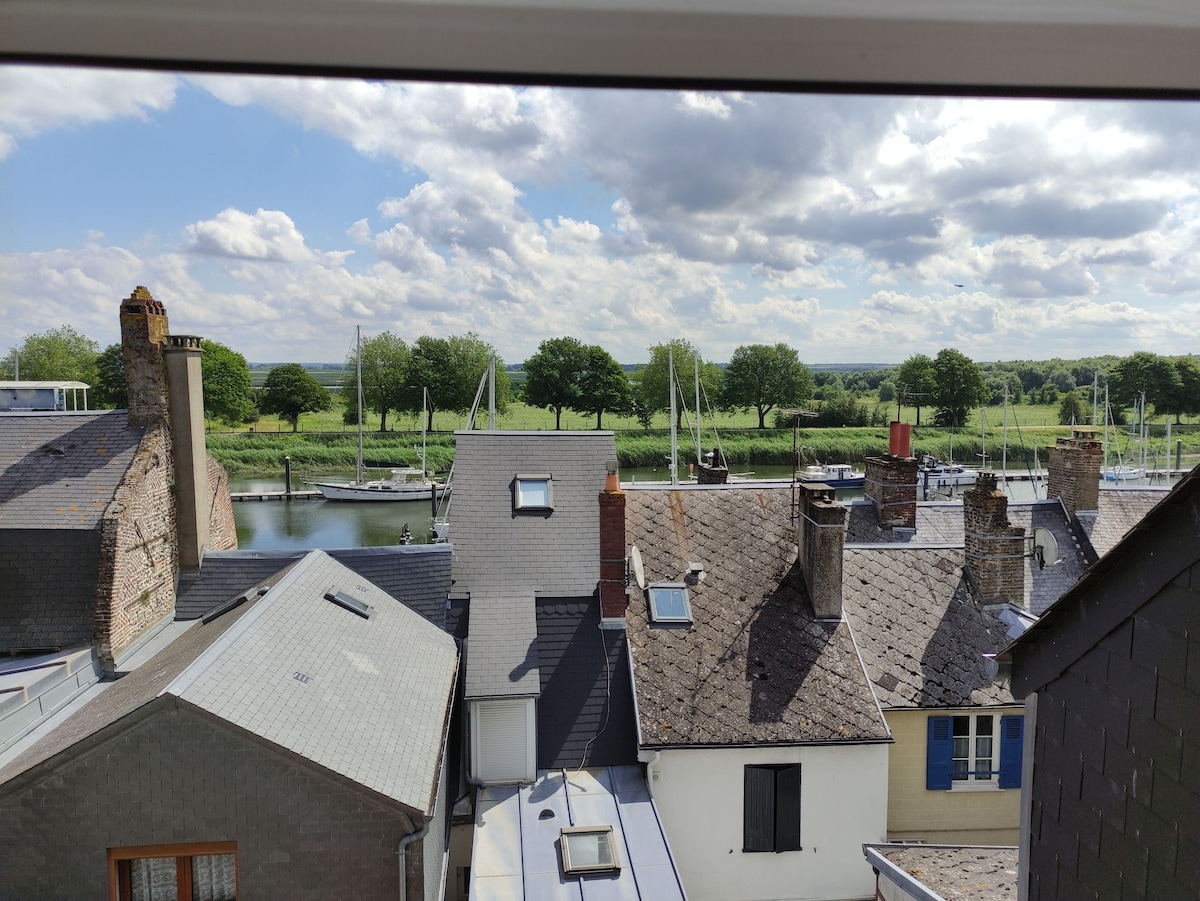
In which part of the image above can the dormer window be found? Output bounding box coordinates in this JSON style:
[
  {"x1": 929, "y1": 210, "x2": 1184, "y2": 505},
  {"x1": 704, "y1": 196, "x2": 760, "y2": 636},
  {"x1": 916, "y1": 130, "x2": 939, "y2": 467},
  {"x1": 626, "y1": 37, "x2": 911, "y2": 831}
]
[
  {"x1": 560, "y1": 826, "x2": 620, "y2": 875},
  {"x1": 648, "y1": 583, "x2": 692, "y2": 624},
  {"x1": 514, "y1": 474, "x2": 553, "y2": 512}
]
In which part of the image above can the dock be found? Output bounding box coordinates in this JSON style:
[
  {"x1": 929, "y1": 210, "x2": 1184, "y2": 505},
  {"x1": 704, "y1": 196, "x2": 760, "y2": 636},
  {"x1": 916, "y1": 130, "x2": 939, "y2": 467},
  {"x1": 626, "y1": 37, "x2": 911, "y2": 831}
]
[{"x1": 231, "y1": 490, "x2": 322, "y2": 502}]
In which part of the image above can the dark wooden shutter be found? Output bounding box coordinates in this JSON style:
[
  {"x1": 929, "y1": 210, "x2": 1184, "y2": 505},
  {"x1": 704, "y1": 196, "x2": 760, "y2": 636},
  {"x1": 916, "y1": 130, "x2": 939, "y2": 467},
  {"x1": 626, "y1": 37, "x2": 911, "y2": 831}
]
[
  {"x1": 998, "y1": 715, "x2": 1024, "y2": 788},
  {"x1": 743, "y1": 766, "x2": 775, "y2": 852},
  {"x1": 774, "y1": 764, "x2": 801, "y2": 852},
  {"x1": 927, "y1": 716, "x2": 953, "y2": 790}
]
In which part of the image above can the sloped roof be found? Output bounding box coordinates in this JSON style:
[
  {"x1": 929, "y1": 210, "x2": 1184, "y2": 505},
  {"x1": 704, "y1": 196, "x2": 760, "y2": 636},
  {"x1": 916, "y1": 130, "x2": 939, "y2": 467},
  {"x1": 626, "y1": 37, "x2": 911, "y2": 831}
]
[
  {"x1": 0, "y1": 411, "x2": 144, "y2": 530},
  {"x1": 842, "y1": 547, "x2": 1014, "y2": 709},
  {"x1": 176, "y1": 544, "x2": 453, "y2": 627},
  {"x1": 1078, "y1": 485, "x2": 1171, "y2": 558},
  {"x1": 625, "y1": 485, "x2": 889, "y2": 747},
  {"x1": 465, "y1": 590, "x2": 539, "y2": 700}
]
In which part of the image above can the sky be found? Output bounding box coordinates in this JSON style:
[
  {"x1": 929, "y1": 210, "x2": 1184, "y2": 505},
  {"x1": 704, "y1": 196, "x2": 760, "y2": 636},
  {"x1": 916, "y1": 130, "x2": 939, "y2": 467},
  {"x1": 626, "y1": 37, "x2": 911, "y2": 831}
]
[{"x1": 2, "y1": 64, "x2": 1199, "y2": 368}]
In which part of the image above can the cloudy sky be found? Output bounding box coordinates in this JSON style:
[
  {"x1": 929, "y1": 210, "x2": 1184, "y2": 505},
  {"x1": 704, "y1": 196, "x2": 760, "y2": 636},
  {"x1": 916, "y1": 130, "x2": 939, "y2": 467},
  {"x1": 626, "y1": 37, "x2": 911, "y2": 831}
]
[{"x1": 2, "y1": 64, "x2": 1198, "y2": 367}]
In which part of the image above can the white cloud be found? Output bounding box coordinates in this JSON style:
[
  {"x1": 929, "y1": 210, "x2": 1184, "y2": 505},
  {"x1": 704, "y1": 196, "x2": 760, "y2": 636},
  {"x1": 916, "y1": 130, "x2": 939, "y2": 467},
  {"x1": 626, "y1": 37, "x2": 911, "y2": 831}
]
[{"x1": 184, "y1": 208, "x2": 316, "y2": 263}]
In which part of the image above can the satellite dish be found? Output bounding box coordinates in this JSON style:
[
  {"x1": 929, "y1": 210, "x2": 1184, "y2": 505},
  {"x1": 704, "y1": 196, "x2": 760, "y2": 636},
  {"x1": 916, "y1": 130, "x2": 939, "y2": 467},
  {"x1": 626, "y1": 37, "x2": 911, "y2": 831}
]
[
  {"x1": 630, "y1": 544, "x2": 646, "y2": 589},
  {"x1": 1031, "y1": 527, "x2": 1059, "y2": 570}
]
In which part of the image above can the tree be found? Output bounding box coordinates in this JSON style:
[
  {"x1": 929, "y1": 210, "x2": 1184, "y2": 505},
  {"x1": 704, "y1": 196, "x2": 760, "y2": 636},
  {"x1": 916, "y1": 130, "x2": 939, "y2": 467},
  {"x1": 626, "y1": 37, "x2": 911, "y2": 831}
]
[
  {"x1": 720, "y1": 343, "x2": 814, "y2": 429},
  {"x1": 895, "y1": 353, "x2": 937, "y2": 425},
  {"x1": 931, "y1": 348, "x2": 988, "y2": 427},
  {"x1": 523, "y1": 337, "x2": 587, "y2": 429},
  {"x1": 1165, "y1": 356, "x2": 1200, "y2": 423},
  {"x1": 636, "y1": 339, "x2": 723, "y2": 430},
  {"x1": 93, "y1": 344, "x2": 128, "y2": 409},
  {"x1": 1058, "y1": 391, "x2": 1085, "y2": 425},
  {"x1": 572, "y1": 344, "x2": 635, "y2": 428},
  {"x1": 202, "y1": 341, "x2": 257, "y2": 425},
  {"x1": 1108, "y1": 351, "x2": 1184, "y2": 421},
  {"x1": 2, "y1": 326, "x2": 99, "y2": 407},
  {"x1": 342, "y1": 331, "x2": 410, "y2": 431},
  {"x1": 259, "y1": 364, "x2": 332, "y2": 431},
  {"x1": 404, "y1": 333, "x2": 511, "y2": 430}
]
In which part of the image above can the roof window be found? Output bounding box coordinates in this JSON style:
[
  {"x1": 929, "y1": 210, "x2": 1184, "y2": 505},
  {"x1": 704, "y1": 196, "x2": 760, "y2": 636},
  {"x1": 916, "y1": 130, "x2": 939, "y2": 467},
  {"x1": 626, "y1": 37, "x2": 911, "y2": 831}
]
[
  {"x1": 648, "y1": 583, "x2": 692, "y2": 624},
  {"x1": 325, "y1": 589, "x2": 372, "y2": 619},
  {"x1": 514, "y1": 474, "x2": 554, "y2": 512},
  {"x1": 560, "y1": 826, "x2": 620, "y2": 875}
]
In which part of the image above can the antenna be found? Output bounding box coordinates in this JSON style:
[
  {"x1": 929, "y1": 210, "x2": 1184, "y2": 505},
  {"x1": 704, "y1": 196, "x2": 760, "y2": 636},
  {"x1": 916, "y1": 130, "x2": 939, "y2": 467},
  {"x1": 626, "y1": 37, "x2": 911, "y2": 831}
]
[
  {"x1": 1030, "y1": 527, "x2": 1060, "y2": 570},
  {"x1": 630, "y1": 545, "x2": 646, "y2": 589}
]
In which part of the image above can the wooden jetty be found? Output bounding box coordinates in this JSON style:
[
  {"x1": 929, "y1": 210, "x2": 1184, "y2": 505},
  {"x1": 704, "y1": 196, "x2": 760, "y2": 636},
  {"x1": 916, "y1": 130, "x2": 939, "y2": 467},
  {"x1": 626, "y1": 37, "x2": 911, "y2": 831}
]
[{"x1": 231, "y1": 490, "x2": 322, "y2": 502}]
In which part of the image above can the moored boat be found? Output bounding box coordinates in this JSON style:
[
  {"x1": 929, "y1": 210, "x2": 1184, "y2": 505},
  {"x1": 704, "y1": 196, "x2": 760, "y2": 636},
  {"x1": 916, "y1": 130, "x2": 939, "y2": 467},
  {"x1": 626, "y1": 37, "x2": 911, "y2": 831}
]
[
  {"x1": 312, "y1": 467, "x2": 450, "y2": 501},
  {"x1": 917, "y1": 455, "x2": 979, "y2": 493},
  {"x1": 797, "y1": 463, "x2": 866, "y2": 489}
]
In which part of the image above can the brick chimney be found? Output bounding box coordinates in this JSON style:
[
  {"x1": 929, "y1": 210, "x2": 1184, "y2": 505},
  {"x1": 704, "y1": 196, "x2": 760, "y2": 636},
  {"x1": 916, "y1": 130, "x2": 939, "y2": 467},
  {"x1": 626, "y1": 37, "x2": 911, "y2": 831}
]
[
  {"x1": 963, "y1": 472, "x2": 1025, "y2": 608},
  {"x1": 797, "y1": 482, "x2": 848, "y2": 619},
  {"x1": 164, "y1": 335, "x2": 211, "y2": 571},
  {"x1": 599, "y1": 463, "x2": 628, "y2": 623},
  {"x1": 1046, "y1": 428, "x2": 1103, "y2": 517},
  {"x1": 864, "y1": 423, "x2": 918, "y2": 529},
  {"x1": 120, "y1": 286, "x2": 170, "y2": 426}
]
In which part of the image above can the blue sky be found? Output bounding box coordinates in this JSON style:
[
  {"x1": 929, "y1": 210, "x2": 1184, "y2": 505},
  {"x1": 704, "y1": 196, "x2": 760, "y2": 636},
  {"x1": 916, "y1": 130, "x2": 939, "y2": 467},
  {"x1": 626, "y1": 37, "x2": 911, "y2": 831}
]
[{"x1": 2, "y1": 66, "x2": 1198, "y2": 367}]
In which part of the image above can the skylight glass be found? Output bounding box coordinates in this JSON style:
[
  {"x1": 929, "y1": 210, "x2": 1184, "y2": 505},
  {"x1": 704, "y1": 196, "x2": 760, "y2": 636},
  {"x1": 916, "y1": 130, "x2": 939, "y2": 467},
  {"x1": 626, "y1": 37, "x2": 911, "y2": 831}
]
[
  {"x1": 648, "y1": 584, "x2": 692, "y2": 623},
  {"x1": 514, "y1": 474, "x2": 553, "y2": 510},
  {"x1": 560, "y1": 826, "x2": 619, "y2": 875}
]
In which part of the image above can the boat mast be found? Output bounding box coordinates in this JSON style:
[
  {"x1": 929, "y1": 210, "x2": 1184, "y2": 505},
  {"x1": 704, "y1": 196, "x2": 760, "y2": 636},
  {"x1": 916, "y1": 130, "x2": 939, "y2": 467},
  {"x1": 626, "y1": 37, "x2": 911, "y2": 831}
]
[
  {"x1": 695, "y1": 354, "x2": 702, "y2": 466},
  {"x1": 422, "y1": 386, "x2": 428, "y2": 475},
  {"x1": 1002, "y1": 384, "x2": 1009, "y2": 484},
  {"x1": 355, "y1": 325, "x2": 364, "y2": 485},
  {"x1": 669, "y1": 345, "x2": 678, "y2": 486},
  {"x1": 1103, "y1": 383, "x2": 1110, "y2": 472},
  {"x1": 488, "y1": 354, "x2": 496, "y2": 430}
]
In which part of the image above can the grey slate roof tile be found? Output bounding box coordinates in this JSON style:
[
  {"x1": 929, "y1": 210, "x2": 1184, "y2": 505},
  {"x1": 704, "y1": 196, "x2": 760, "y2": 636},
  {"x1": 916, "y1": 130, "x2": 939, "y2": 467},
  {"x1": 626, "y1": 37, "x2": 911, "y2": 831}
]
[
  {"x1": 465, "y1": 591, "x2": 539, "y2": 699},
  {"x1": 842, "y1": 547, "x2": 1015, "y2": 709},
  {"x1": 1079, "y1": 486, "x2": 1170, "y2": 558},
  {"x1": 624, "y1": 485, "x2": 890, "y2": 747},
  {"x1": 0, "y1": 530, "x2": 101, "y2": 650},
  {"x1": 0, "y1": 412, "x2": 143, "y2": 530}
]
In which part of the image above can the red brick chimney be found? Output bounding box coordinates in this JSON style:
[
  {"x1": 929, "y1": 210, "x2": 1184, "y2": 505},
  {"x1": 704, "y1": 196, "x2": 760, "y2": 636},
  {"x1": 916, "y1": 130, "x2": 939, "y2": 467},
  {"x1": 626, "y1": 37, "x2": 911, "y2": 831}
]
[
  {"x1": 119, "y1": 286, "x2": 170, "y2": 427},
  {"x1": 963, "y1": 472, "x2": 1025, "y2": 608},
  {"x1": 598, "y1": 463, "x2": 629, "y2": 623},
  {"x1": 864, "y1": 423, "x2": 919, "y2": 529},
  {"x1": 797, "y1": 481, "x2": 848, "y2": 619},
  {"x1": 1047, "y1": 428, "x2": 1104, "y2": 517}
]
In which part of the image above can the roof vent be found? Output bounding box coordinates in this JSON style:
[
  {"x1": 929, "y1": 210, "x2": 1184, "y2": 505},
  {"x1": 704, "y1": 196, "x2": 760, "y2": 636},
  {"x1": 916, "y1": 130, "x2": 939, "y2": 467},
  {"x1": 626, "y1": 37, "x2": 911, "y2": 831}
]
[
  {"x1": 539, "y1": 808, "x2": 556, "y2": 820},
  {"x1": 325, "y1": 589, "x2": 372, "y2": 619}
]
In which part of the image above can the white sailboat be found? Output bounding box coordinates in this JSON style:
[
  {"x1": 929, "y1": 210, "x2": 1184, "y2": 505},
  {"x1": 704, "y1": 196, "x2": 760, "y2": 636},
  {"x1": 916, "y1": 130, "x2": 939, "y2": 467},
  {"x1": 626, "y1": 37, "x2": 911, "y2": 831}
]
[{"x1": 311, "y1": 327, "x2": 449, "y2": 502}]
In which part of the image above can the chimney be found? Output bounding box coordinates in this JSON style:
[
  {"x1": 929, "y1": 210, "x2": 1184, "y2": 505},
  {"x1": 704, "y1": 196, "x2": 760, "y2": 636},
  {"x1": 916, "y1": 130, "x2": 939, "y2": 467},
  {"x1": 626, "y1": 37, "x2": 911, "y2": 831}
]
[
  {"x1": 163, "y1": 334, "x2": 211, "y2": 571},
  {"x1": 120, "y1": 286, "x2": 170, "y2": 426},
  {"x1": 697, "y1": 446, "x2": 729, "y2": 484},
  {"x1": 963, "y1": 472, "x2": 1025, "y2": 608},
  {"x1": 864, "y1": 423, "x2": 918, "y2": 529},
  {"x1": 599, "y1": 462, "x2": 628, "y2": 624},
  {"x1": 1046, "y1": 428, "x2": 1103, "y2": 517},
  {"x1": 797, "y1": 481, "x2": 848, "y2": 619}
]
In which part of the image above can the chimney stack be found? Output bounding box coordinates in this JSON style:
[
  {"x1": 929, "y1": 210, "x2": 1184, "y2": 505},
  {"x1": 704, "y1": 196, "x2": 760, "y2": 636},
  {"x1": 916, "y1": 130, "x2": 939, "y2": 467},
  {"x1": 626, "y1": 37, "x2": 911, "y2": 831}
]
[
  {"x1": 864, "y1": 423, "x2": 919, "y2": 529},
  {"x1": 963, "y1": 472, "x2": 1025, "y2": 608},
  {"x1": 599, "y1": 463, "x2": 628, "y2": 624},
  {"x1": 1047, "y1": 428, "x2": 1103, "y2": 517},
  {"x1": 797, "y1": 482, "x2": 848, "y2": 619},
  {"x1": 120, "y1": 286, "x2": 170, "y2": 426},
  {"x1": 164, "y1": 335, "x2": 211, "y2": 571}
]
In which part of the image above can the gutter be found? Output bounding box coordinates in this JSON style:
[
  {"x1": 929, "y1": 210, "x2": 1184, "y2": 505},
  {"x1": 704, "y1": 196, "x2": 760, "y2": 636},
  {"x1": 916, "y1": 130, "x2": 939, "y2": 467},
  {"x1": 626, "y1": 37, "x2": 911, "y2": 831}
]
[{"x1": 398, "y1": 817, "x2": 431, "y2": 901}]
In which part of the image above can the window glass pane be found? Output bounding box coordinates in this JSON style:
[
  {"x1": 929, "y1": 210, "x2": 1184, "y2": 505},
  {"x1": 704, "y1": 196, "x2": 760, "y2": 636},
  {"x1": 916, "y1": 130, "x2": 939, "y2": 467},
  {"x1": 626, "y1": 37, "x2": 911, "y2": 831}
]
[
  {"x1": 517, "y1": 479, "x2": 550, "y2": 507},
  {"x1": 650, "y1": 587, "x2": 689, "y2": 621},
  {"x1": 951, "y1": 716, "x2": 970, "y2": 780},
  {"x1": 192, "y1": 854, "x2": 237, "y2": 901},
  {"x1": 565, "y1": 831, "x2": 612, "y2": 868},
  {"x1": 129, "y1": 857, "x2": 178, "y2": 901},
  {"x1": 974, "y1": 715, "x2": 994, "y2": 780}
]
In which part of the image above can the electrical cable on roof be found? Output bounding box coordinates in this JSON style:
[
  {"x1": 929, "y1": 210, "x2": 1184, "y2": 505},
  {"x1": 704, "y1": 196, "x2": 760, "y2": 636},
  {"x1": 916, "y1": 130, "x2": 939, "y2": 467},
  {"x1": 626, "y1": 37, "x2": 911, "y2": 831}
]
[{"x1": 576, "y1": 621, "x2": 613, "y2": 773}]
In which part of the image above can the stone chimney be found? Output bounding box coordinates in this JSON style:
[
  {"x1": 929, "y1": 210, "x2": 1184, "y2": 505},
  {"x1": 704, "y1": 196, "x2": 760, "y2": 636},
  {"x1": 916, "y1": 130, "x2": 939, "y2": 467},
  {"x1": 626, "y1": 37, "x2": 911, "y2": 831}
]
[
  {"x1": 797, "y1": 482, "x2": 848, "y2": 619},
  {"x1": 963, "y1": 472, "x2": 1025, "y2": 608},
  {"x1": 1047, "y1": 428, "x2": 1103, "y2": 517},
  {"x1": 599, "y1": 463, "x2": 628, "y2": 623},
  {"x1": 864, "y1": 422, "x2": 918, "y2": 529},
  {"x1": 697, "y1": 446, "x2": 729, "y2": 484},
  {"x1": 164, "y1": 335, "x2": 211, "y2": 571},
  {"x1": 120, "y1": 286, "x2": 170, "y2": 426}
]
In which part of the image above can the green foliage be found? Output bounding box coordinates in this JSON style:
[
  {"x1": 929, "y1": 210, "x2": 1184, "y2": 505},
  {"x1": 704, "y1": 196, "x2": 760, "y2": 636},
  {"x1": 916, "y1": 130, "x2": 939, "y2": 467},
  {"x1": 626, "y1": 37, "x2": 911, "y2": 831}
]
[
  {"x1": 720, "y1": 343, "x2": 814, "y2": 429},
  {"x1": 405, "y1": 333, "x2": 512, "y2": 428},
  {"x1": 93, "y1": 344, "x2": 128, "y2": 409},
  {"x1": 637, "y1": 339, "x2": 723, "y2": 430},
  {"x1": 877, "y1": 381, "x2": 896, "y2": 404},
  {"x1": 259, "y1": 363, "x2": 332, "y2": 431},
  {"x1": 895, "y1": 353, "x2": 936, "y2": 425},
  {"x1": 573, "y1": 344, "x2": 635, "y2": 428},
  {"x1": 341, "y1": 330, "x2": 411, "y2": 431},
  {"x1": 523, "y1": 336, "x2": 587, "y2": 429},
  {"x1": 202, "y1": 340, "x2": 257, "y2": 425},
  {"x1": 2, "y1": 326, "x2": 99, "y2": 406},
  {"x1": 931, "y1": 348, "x2": 988, "y2": 427},
  {"x1": 1108, "y1": 351, "x2": 1184, "y2": 422},
  {"x1": 1058, "y1": 391, "x2": 1085, "y2": 425}
]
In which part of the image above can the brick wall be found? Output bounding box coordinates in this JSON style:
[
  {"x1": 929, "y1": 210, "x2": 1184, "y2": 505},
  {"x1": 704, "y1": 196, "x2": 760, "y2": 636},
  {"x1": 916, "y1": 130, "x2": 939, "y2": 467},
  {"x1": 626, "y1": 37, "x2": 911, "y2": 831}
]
[
  {"x1": 599, "y1": 483, "x2": 627, "y2": 620},
  {"x1": 0, "y1": 700, "x2": 430, "y2": 900},
  {"x1": 207, "y1": 452, "x2": 238, "y2": 551},
  {"x1": 119, "y1": 286, "x2": 169, "y2": 428},
  {"x1": 864, "y1": 455, "x2": 919, "y2": 529},
  {"x1": 1027, "y1": 560, "x2": 1200, "y2": 900},
  {"x1": 1047, "y1": 431, "x2": 1104, "y2": 516},
  {"x1": 94, "y1": 424, "x2": 178, "y2": 668},
  {"x1": 963, "y1": 473, "x2": 1025, "y2": 608}
]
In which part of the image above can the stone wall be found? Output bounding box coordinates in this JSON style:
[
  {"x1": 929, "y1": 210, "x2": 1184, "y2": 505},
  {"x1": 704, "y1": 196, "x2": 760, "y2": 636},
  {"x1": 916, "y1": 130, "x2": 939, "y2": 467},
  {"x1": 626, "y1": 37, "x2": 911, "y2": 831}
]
[
  {"x1": 963, "y1": 473, "x2": 1025, "y2": 608},
  {"x1": 1047, "y1": 429, "x2": 1104, "y2": 516},
  {"x1": 207, "y1": 452, "x2": 238, "y2": 551},
  {"x1": 797, "y1": 482, "x2": 848, "y2": 619},
  {"x1": 94, "y1": 423, "x2": 178, "y2": 669},
  {"x1": 864, "y1": 454, "x2": 919, "y2": 529},
  {"x1": 119, "y1": 286, "x2": 169, "y2": 428}
]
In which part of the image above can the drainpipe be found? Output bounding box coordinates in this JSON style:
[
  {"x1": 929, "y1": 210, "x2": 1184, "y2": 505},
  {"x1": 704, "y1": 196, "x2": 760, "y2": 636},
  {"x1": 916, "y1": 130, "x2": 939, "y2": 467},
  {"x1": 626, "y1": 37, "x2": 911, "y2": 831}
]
[{"x1": 398, "y1": 817, "x2": 431, "y2": 901}]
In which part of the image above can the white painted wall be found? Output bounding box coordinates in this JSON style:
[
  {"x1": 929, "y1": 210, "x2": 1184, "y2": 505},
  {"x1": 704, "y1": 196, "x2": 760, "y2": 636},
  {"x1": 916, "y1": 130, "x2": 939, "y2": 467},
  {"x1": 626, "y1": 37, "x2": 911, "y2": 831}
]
[{"x1": 650, "y1": 743, "x2": 888, "y2": 901}]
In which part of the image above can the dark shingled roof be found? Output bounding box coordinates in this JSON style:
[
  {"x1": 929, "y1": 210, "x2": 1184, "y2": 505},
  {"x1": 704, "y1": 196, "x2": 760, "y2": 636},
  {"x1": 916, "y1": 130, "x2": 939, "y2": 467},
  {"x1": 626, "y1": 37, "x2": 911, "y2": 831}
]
[
  {"x1": 846, "y1": 501, "x2": 964, "y2": 544},
  {"x1": 1078, "y1": 485, "x2": 1170, "y2": 558},
  {"x1": 0, "y1": 412, "x2": 144, "y2": 530},
  {"x1": 842, "y1": 547, "x2": 1015, "y2": 709},
  {"x1": 176, "y1": 544, "x2": 452, "y2": 628},
  {"x1": 624, "y1": 486, "x2": 889, "y2": 747}
]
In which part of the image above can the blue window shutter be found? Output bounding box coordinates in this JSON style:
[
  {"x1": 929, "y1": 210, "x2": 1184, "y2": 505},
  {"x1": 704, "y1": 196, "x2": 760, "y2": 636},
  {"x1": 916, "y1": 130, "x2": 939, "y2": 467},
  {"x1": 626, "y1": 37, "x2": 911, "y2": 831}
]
[
  {"x1": 998, "y1": 715, "x2": 1024, "y2": 788},
  {"x1": 744, "y1": 766, "x2": 775, "y2": 851},
  {"x1": 774, "y1": 764, "x2": 801, "y2": 852},
  {"x1": 927, "y1": 716, "x2": 953, "y2": 790}
]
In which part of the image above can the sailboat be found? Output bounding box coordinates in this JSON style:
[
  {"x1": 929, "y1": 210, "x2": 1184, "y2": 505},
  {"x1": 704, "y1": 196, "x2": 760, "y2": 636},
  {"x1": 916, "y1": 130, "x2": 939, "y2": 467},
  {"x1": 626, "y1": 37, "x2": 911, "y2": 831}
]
[{"x1": 311, "y1": 327, "x2": 450, "y2": 502}]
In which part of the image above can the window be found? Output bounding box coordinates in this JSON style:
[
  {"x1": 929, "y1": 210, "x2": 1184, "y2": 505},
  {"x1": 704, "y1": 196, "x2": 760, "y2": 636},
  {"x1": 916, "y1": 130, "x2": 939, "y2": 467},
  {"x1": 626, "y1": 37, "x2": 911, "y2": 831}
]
[
  {"x1": 514, "y1": 474, "x2": 553, "y2": 511},
  {"x1": 927, "y1": 714, "x2": 1023, "y2": 790},
  {"x1": 743, "y1": 764, "x2": 801, "y2": 852},
  {"x1": 648, "y1": 583, "x2": 692, "y2": 624},
  {"x1": 109, "y1": 842, "x2": 237, "y2": 901},
  {"x1": 560, "y1": 826, "x2": 620, "y2": 875}
]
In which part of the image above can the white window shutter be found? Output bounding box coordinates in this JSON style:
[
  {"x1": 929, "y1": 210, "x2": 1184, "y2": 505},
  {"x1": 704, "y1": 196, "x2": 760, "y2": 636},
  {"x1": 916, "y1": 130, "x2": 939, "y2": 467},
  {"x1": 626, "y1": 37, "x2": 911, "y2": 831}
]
[{"x1": 473, "y1": 699, "x2": 535, "y2": 784}]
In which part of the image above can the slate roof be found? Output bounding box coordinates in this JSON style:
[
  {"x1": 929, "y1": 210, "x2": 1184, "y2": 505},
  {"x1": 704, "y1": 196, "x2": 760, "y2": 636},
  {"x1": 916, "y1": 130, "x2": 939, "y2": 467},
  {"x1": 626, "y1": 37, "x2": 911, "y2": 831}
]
[
  {"x1": 1078, "y1": 485, "x2": 1170, "y2": 558},
  {"x1": 865, "y1": 844, "x2": 1018, "y2": 900},
  {"x1": 176, "y1": 544, "x2": 453, "y2": 627},
  {"x1": 0, "y1": 411, "x2": 144, "y2": 530},
  {"x1": 465, "y1": 591, "x2": 540, "y2": 700},
  {"x1": 449, "y1": 431, "x2": 614, "y2": 597},
  {"x1": 624, "y1": 485, "x2": 890, "y2": 747},
  {"x1": 842, "y1": 547, "x2": 1015, "y2": 709},
  {"x1": 1, "y1": 550, "x2": 460, "y2": 815},
  {"x1": 534, "y1": 596, "x2": 638, "y2": 770},
  {"x1": 0, "y1": 529, "x2": 101, "y2": 650}
]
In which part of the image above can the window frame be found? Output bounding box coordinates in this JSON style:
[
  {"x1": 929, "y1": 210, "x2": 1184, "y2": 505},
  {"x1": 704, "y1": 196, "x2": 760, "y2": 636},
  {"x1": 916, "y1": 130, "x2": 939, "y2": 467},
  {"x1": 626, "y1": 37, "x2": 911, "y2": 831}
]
[
  {"x1": 559, "y1": 825, "x2": 621, "y2": 875},
  {"x1": 927, "y1": 713, "x2": 1023, "y2": 791},
  {"x1": 647, "y1": 582, "x2": 693, "y2": 624},
  {"x1": 108, "y1": 841, "x2": 238, "y2": 901},
  {"x1": 513, "y1": 473, "x2": 554, "y2": 512},
  {"x1": 743, "y1": 763, "x2": 801, "y2": 853}
]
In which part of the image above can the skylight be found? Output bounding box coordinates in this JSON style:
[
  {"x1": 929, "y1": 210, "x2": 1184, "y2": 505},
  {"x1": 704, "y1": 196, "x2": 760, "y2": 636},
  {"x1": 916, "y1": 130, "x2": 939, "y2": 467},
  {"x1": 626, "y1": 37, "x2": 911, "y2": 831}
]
[
  {"x1": 324, "y1": 589, "x2": 372, "y2": 619},
  {"x1": 648, "y1": 584, "x2": 692, "y2": 624},
  {"x1": 514, "y1": 474, "x2": 553, "y2": 511},
  {"x1": 560, "y1": 826, "x2": 620, "y2": 876}
]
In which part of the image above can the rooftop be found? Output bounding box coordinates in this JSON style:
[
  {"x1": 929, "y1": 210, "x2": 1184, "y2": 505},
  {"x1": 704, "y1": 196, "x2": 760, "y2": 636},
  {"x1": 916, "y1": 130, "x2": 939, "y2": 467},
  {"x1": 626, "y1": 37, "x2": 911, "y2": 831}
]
[{"x1": 864, "y1": 844, "x2": 1018, "y2": 900}]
